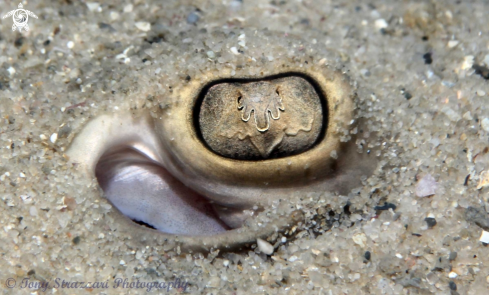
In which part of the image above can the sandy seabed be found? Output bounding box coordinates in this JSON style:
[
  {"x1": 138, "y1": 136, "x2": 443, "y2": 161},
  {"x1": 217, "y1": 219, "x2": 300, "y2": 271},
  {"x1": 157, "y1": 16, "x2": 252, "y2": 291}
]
[{"x1": 1, "y1": 0, "x2": 489, "y2": 294}]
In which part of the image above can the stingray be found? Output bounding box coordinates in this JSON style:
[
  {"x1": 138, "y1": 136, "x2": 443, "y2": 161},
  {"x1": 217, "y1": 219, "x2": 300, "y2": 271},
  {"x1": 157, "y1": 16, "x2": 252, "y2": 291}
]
[{"x1": 67, "y1": 64, "x2": 376, "y2": 251}]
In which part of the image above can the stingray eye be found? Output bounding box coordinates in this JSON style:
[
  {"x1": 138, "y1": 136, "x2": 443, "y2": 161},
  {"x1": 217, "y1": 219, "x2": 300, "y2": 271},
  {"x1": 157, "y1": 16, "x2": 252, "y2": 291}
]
[
  {"x1": 198, "y1": 76, "x2": 324, "y2": 160},
  {"x1": 155, "y1": 69, "x2": 360, "y2": 210}
]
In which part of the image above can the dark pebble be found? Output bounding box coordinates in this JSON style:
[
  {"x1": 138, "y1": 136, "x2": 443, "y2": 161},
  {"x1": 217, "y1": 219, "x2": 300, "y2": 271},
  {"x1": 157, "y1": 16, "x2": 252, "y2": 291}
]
[
  {"x1": 422, "y1": 36, "x2": 429, "y2": 41},
  {"x1": 425, "y1": 217, "x2": 437, "y2": 228},
  {"x1": 404, "y1": 92, "x2": 412, "y2": 99},
  {"x1": 374, "y1": 202, "x2": 397, "y2": 211},
  {"x1": 27, "y1": 269, "x2": 35, "y2": 276},
  {"x1": 14, "y1": 37, "x2": 24, "y2": 48},
  {"x1": 449, "y1": 251, "x2": 457, "y2": 261},
  {"x1": 47, "y1": 65, "x2": 57, "y2": 73},
  {"x1": 43, "y1": 40, "x2": 50, "y2": 46},
  {"x1": 58, "y1": 125, "x2": 72, "y2": 138},
  {"x1": 402, "y1": 277, "x2": 421, "y2": 288},
  {"x1": 98, "y1": 22, "x2": 115, "y2": 31},
  {"x1": 473, "y1": 64, "x2": 489, "y2": 80},
  {"x1": 465, "y1": 206, "x2": 489, "y2": 231},
  {"x1": 73, "y1": 236, "x2": 81, "y2": 245},
  {"x1": 449, "y1": 281, "x2": 457, "y2": 291},
  {"x1": 187, "y1": 12, "x2": 199, "y2": 24},
  {"x1": 423, "y1": 52, "x2": 433, "y2": 64},
  {"x1": 364, "y1": 251, "x2": 371, "y2": 261},
  {"x1": 98, "y1": 22, "x2": 110, "y2": 29},
  {"x1": 145, "y1": 36, "x2": 164, "y2": 44}
]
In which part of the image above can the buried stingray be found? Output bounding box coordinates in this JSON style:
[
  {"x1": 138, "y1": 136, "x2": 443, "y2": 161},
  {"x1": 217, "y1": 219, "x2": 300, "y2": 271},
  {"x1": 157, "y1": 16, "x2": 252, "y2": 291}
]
[{"x1": 66, "y1": 31, "x2": 378, "y2": 251}]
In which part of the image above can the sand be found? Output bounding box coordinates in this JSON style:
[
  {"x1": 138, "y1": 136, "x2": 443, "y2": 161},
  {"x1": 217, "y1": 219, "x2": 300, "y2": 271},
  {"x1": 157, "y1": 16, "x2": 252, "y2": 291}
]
[{"x1": 1, "y1": 0, "x2": 489, "y2": 294}]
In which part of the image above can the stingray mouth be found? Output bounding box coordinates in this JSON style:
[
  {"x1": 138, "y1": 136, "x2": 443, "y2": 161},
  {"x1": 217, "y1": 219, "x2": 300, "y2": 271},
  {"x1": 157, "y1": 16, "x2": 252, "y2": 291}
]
[{"x1": 67, "y1": 68, "x2": 363, "y2": 247}]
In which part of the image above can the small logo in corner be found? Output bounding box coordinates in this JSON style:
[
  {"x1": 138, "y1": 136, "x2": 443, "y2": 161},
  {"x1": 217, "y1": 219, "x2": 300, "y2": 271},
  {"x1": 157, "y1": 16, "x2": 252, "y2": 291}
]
[{"x1": 2, "y1": 3, "x2": 38, "y2": 32}]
